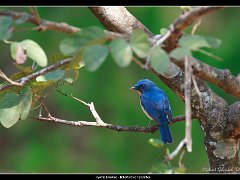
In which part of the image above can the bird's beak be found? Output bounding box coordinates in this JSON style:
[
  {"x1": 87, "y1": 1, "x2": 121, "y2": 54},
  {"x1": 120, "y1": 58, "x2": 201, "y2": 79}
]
[{"x1": 130, "y1": 86, "x2": 137, "y2": 90}]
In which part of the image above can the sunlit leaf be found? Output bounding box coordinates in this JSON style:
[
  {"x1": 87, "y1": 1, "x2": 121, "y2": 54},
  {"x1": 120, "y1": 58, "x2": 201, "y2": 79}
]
[
  {"x1": 48, "y1": 53, "x2": 73, "y2": 64},
  {"x1": 0, "y1": 16, "x2": 13, "y2": 40},
  {"x1": 36, "y1": 70, "x2": 65, "y2": 82},
  {"x1": 179, "y1": 34, "x2": 221, "y2": 50},
  {"x1": 110, "y1": 38, "x2": 132, "y2": 67},
  {"x1": 59, "y1": 37, "x2": 89, "y2": 55},
  {"x1": 63, "y1": 70, "x2": 79, "y2": 84},
  {"x1": 78, "y1": 26, "x2": 107, "y2": 45},
  {"x1": 19, "y1": 86, "x2": 32, "y2": 120},
  {"x1": 0, "y1": 93, "x2": 21, "y2": 128},
  {"x1": 83, "y1": 45, "x2": 109, "y2": 71},
  {"x1": 0, "y1": 86, "x2": 33, "y2": 127},
  {"x1": 130, "y1": 30, "x2": 150, "y2": 58},
  {"x1": 10, "y1": 39, "x2": 48, "y2": 67},
  {"x1": 160, "y1": 28, "x2": 168, "y2": 35},
  {"x1": 150, "y1": 47, "x2": 170, "y2": 74},
  {"x1": 62, "y1": 49, "x2": 84, "y2": 70},
  {"x1": 169, "y1": 47, "x2": 192, "y2": 60},
  {"x1": 148, "y1": 138, "x2": 164, "y2": 148}
]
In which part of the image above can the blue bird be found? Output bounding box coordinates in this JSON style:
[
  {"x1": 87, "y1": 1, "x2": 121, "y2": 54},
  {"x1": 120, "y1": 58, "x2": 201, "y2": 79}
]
[{"x1": 130, "y1": 79, "x2": 173, "y2": 143}]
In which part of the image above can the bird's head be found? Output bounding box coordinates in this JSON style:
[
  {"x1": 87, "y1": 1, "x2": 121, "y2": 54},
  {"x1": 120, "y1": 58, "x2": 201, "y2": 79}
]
[{"x1": 130, "y1": 79, "x2": 156, "y2": 94}]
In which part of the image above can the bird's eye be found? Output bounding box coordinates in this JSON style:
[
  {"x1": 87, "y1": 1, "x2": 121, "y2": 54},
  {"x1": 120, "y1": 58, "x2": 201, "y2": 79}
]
[{"x1": 141, "y1": 84, "x2": 145, "y2": 88}]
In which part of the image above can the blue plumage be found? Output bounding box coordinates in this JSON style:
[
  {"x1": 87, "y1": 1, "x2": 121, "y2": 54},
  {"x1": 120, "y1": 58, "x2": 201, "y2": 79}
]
[{"x1": 130, "y1": 79, "x2": 173, "y2": 143}]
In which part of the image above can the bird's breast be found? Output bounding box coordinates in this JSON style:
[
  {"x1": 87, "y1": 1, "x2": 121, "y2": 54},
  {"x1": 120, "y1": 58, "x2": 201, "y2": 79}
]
[{"x1": 140, "y1": 100, "x2": 153, "y2": 121}]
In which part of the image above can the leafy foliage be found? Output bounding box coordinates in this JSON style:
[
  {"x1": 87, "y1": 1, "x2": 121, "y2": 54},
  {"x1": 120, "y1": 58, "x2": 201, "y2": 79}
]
[
  {"x1": 82, "y1": 45, "x2": 109, "y2": 71},
  {"x1": 36, "y1": 70, "x2": 65, "y2": 82},
  {"x1": 110, "y1": 38, "x2": 132, "y2": 67},
  {"x1": 150, "y1": 46, "x2": 170, "y2": 74},
  {"x1": 0, "y1": 16, "x2": 13, "y2": 40},
  {"x1": 0, "y1": 86, "x2": 32, "y2": 128},
  {"x1": 148, "y1": 138, "x2": 186, "y2": 173},
  {"x1": 130, "y1": 30, "x2": 150, "y2": 58},
  {"x1": 9, "y1": 39, "x2": 48, "y2": 67},
  {"x1": 179, "y1": 34, "x2": 221, "y2": 50}
]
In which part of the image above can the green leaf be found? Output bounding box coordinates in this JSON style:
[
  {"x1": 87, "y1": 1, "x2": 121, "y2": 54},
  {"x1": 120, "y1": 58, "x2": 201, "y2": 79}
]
[
  {"x1": 179, "y1": 35, "x2": 221, "y2": 50},
  {"x1": 63, "y1": 70, "x2": 79, "y2": 84},
  {"x1": 36, "y1": 70, "x2": 65, "y2": 82},
  {"x1": 10, "y1": 39, "x2": 48, "y2": 67},
  {"x1": 0, "y1": 93, "x2": 21, "y2": 128},
  {"x1": 78, "y1": 26, "x2": 107, "y2": 46},
  {"x1": 150, "y1": 47, "x2": 170, "y2": 74},
  {"x1": 83, "y1": 45, "x2": 109, "y2": 71},
  {"x1": 160, "y1": 28, "x2": 168, "y2": 35},
  {"x1": 31, "y1": 81, "x2": 55, "y2": 95},
  {"x1": 14, "y1": 63, "x2": 33, "y2": 74},
  {"x1": 48, "y1": 53, "x2": 73, "y2": 64},
  {"x1": 59, "y1": 37, "x2": 89, "y2": 55},
  {"x1": 148, "y1": 138, "x2": 164, "y2": 148},
  {"x1": 169, "y1": 47, "x2": 192, "y2": 60},
  {"x1": 19, "y1": 86, "x2": 32, "y2": 120},
  {"x1": 0, "y1": 16, "x2": 13, "y2": 40},
  {"x1": 0, "y1": 87, "x2": 33, "y2": 127},
  {"x1": 110, "y1": 38, "x2": 132, "y2": 67},
  {"x1": 10, "y1": 42, "x2": 18, "y2": 59},
  {"x1": 130, "y1": 30, "x2": 150, "y2": 58},
  {"x1": 62, "y1": 49, "x2": 85, "y2": 70}
]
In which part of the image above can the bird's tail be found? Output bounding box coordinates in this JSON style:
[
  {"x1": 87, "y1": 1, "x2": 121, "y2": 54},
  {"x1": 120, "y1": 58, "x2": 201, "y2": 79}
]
[{"x1": 159, "y1": 123, "x2": 172, "y2": 144}]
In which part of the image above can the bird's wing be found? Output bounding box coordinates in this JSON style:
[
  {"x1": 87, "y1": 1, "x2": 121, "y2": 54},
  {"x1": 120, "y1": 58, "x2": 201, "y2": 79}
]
[
  {"x1": 150, "y1": 94, "x2": 173, "y2": 123},
  {"x1": 163, "y1": 98, "x2": 173, "y2": 123}
]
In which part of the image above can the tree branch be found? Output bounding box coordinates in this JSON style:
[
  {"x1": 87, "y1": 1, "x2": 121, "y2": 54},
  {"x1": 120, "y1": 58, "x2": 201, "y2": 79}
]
[
  {"x1": 0, "y1": 10, "x2": 80, "y2": 34},
  {"x1": 2, "y1": 8, "x2": 238, "y2": 99},
  {"x1": 33, "y1": 115, "x2": 186, "y2": 133},
  {"x1": 184, "y1": 55, "x2": 192, "y2": 152},
  {"x1": 0, "y1": 69, "x2": 24, "y2": 87},
  {"x1": 163, "y1": 7, "x2": 224, "y2": 51},
  {"x1": 226, "y1": 101, "x2": 240, "y2": 138},
  {"x1": 89, "y1": 7, "x2": 154, "y2": 37},
  {"x1": 172, "y1": 57, "x2": 240, "y2": 99},
  {"x1": 0, "y1": 10, "x2": 125, "y2": 41},
  {"x1": 0, "y1": 57, "x2": 73, "y2": 92}
]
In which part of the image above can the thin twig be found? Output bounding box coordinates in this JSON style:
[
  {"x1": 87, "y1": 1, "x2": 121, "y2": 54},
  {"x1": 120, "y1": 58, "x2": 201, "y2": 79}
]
[
  {"x1": 178, "y1": 148, "x2": 186, "y2": 169},
  {"x1": 184, "y1": 55, "x2": 192, "y2": 152},
  {"x1": 195, "y1": 48, "x2": 223, "y2": 61},
  {"x1": 0, "y1": 70, "x2": 23, "y2": 87},
  {"x1": 34, "y1": 90, "x2": 188, "y2": 133},
  {"x1": 0, "y1": 57, "x2": 73, "y2": 92},
  {"x1": 165, "y1": 56, "x2": 193, "y2": 161},
  {"x1": 165, "y1": 139, "x2": 187, "y2": 161},
  {"x1": 164, "y1": 7, "x2": 224, "y2": 51},
  {"x1": 191, "y1": 19, "x2": 202, "y2": 35},
  {"x1": 29, "y1": 7, "x2": 41, "y2": 25},
  {"x1": 2, "y1": 8, "x2": 238, "y2": 99},
  {"x1": 192, "y1": 75, "x2": 203, "y2": 109},
  {"x1": 32, "y1": 114, "x2": 187, "y2": 134}
]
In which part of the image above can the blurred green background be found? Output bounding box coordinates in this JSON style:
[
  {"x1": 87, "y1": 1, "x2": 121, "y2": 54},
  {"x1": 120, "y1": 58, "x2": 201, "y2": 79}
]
[{"x1": 0, "y1": 7, "x2": 239, "y2": 173}]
